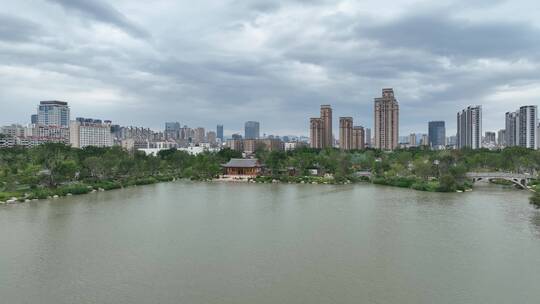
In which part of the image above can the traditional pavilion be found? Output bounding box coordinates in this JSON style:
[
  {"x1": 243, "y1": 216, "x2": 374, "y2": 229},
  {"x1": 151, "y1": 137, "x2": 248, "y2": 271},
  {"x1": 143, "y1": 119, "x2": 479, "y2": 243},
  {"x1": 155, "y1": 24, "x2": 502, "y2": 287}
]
[{"x1": 221, "y1": 158, "x2": 263, "y2": 177}]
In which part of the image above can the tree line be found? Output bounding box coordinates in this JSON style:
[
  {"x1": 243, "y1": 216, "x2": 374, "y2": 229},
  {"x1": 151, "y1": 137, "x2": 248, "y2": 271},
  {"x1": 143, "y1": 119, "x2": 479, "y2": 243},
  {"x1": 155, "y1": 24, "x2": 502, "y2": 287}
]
[
  {"x1": 1, "y1": 143, "x2": 540, "y2": 206},
  {"x1": 0, "y1": 143, "x2": 240, "y2": 201}
]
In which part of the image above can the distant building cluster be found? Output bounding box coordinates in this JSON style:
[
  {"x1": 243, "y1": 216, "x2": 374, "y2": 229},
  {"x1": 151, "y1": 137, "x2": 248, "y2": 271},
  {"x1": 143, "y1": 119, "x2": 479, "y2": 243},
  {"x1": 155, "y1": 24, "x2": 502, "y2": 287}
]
[
  {"x1": 306, "y1": 87, "x2": 540, "y2": 151},
  {"x1": 504, "y1": 106, "x2": 538, "y2": 149},
  {"x1": 2, "y1": 93, "x2": 540, "y2": 153},
  {"x1": 309, "y1": 89, "x2": 392, "y2": 151},
  {"x1": 0, "y1": 101, "x2": 309, "y2": 156}
]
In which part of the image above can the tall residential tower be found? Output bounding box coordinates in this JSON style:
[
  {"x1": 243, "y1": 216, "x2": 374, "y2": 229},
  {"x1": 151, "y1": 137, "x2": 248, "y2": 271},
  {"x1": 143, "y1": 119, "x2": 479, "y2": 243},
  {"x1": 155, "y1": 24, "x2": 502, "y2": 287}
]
[
  {"x1": 320, "y1": 105, "x2": 333, "y2": 148},
  {"x1": 457, "y1": 105, "x2": 482, "y2": 149},
  {"x1": 339, "y1": 117, "x2": 353, "y2": 150},
  {"x1": 374, "y1": 88, "x2": 399, "y2": 150},
  {"x1": 310, "y1": 105, "x2": 333, "y2": 149},
  {"x1": 309, "y1": 118, "x2": 323, "y2": 149},
  {"x1": 518, "y1": 105, "x2": 538, "y2": 149}
]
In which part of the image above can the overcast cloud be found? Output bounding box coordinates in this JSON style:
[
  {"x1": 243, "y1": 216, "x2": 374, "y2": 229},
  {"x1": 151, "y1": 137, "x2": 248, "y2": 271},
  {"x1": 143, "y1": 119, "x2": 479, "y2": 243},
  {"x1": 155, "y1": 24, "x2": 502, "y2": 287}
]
[{"x1": 1, "y1": 0, "x2": 539, "y2": 136}]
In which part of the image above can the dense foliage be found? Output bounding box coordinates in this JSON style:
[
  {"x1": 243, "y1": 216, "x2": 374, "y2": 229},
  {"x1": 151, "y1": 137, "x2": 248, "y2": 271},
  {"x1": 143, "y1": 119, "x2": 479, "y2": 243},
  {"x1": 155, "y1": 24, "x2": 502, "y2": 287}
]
[
  {"x1": 253, "y1": 146, "x2": 540, "y2": 199},
  {"x1": 1, "y1": 144, "x2": 540, "y2": 205},
  {"x1": 0, "y1": 143, "x2": 241, "y2": 202}
]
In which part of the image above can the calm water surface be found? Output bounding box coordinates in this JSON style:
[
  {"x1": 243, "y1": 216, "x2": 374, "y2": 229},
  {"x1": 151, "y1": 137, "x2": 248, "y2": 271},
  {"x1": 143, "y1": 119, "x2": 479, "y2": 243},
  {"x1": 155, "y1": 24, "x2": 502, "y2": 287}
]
[{"x1": 1, "y1": 182, "x2": 540, "y2": 304}]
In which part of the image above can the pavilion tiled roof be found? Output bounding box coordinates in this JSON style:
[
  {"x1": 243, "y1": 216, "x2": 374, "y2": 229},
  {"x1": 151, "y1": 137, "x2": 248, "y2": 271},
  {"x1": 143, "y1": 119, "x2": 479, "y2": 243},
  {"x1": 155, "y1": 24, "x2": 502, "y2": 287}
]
[{"x1": 221, "y1": 158, "x2": 262, "y2": 168}]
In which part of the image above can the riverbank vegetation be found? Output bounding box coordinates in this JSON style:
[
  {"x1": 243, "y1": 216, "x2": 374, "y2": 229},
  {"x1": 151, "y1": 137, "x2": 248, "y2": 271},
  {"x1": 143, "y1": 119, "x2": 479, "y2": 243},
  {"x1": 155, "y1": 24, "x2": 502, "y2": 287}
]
[
  {"x1": 1, "y1": 144, "x2": 540, "y2": 205},
  {"x1": 0, "y1": 143, "x2": 241, "y2": 203},
  {"x1": 252, "y1": 146, "x2": 540, "y2": 204}
]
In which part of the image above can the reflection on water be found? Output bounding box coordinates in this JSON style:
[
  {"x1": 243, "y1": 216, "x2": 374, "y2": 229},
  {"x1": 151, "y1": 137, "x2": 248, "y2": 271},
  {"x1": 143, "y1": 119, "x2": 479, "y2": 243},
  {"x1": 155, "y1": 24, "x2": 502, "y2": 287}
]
[{"x1": 1, "y1": 182, "x2": 539, "y2": 304}]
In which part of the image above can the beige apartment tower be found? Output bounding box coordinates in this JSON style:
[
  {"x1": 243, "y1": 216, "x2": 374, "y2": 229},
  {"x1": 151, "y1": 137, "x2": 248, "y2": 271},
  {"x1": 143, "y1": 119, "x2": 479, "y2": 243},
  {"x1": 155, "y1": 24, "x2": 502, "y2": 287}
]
[
  {"x1": 320, "y1": 105, "x2": 333, "y2": 148},
  {"x1": 339, "y1": 117, "x2": 353, "y2": 150},
  {"x1": 310, "y1": 118, "x2": 323, "y2": 149},
  {"x1": 374, "y1": 88, "x2": 399, "y2": 150},
  {"x1": 352, "y1": 126, "x2": 365, "y2": 150}
]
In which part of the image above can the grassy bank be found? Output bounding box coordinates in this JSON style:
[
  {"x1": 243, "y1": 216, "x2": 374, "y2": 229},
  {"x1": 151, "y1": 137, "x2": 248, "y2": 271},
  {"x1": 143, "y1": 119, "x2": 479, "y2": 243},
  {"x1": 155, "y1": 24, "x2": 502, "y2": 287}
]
[
  {"x1": 0, "y1": 175, "x2": 182, "y2": 203},
  {"x1": 251, "y1": 174, "x2": 472, "y2": 193}
]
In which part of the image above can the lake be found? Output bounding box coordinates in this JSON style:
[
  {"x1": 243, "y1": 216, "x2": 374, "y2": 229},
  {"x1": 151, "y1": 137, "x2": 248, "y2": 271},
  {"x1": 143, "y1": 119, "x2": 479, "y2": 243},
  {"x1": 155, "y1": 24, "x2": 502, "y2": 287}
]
[{"x1": 1, "y1": 181, "x2": 540, "y2": 304}]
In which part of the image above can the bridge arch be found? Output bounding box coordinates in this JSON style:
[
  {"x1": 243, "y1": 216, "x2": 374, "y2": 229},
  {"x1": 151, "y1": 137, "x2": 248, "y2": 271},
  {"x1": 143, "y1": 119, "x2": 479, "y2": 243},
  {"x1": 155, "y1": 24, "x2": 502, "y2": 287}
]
[{"x1": 467, "y1": 172, "x2": 534, "y2": 191}]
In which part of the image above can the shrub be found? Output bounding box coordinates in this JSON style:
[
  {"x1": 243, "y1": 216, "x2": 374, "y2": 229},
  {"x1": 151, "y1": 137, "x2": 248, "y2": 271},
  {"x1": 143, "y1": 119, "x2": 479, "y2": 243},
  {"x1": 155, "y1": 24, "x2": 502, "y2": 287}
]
[
  {"x1": 92, "y1": 180, "x2": 122, "y2": 190},
  {"x1": 28, "y1": 188, "x2": 54, "y2": 200},
  {"x1": 155, "y1": 175, "x2": 174, "y2": 182},
  {"x1": 134, "y1": 177, "x2": 158, "y2": 185},
  {"x1": 372, "y1": 176, "x2": 416, "y2": 188},
  {"x1": 56, "y1": 184, "x2": 91, "y2": 196},
  {"x1": 438, "y1": 175, "x2": 457, "y2": 192},
  {"x1": 372, "y1": 177, "x2": 389, "y2": 185},
  {"x1": 411, "y1": 181, "x2": 439, "y2": 192}
]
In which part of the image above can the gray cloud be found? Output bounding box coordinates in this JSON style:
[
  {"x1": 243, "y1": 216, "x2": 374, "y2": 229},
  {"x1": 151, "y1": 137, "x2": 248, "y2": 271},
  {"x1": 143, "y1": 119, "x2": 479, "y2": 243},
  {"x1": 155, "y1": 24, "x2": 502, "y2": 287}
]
[
  {"x1": 359, "y1": 14, "x2": 540, "y2": 59},
  {"x1": 0, "y1": 14, "x2": 42, "y2": 42},
  {"x1": 46, "y1": 0, "x2": 149, "y2": 39},
  {"x1": 1, "y1": 0, "x2": 540, "y2": 136}
]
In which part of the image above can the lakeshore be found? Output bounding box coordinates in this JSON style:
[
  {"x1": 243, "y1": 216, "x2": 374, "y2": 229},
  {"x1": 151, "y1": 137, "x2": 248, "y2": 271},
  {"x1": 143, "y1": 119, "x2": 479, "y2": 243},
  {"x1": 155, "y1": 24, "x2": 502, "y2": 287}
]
[
  {"x1": 0, "y1": 173, "x2": 522, "y2": 205},
  {"x1": 2, "y1": 144, "x2": 540, "y2": 206}
]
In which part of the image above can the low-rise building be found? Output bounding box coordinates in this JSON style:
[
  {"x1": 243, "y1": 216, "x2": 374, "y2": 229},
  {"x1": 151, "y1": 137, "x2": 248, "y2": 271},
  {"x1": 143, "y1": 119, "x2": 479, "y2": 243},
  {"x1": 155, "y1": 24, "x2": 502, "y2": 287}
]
[{"x1": 221, "y1": 158, "x2": 263, "y2": 177}]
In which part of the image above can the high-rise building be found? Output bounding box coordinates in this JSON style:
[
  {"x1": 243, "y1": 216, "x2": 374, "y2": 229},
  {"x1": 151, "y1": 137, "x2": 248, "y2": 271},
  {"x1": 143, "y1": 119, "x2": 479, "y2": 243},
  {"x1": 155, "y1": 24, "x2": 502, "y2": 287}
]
[
  {"x1": 226, "y1": 139, "x2": 243, "y2": 152},
  {"x1": 364, "y1": 128, "x2": 371, "y2": 147},
  {"x1": 165, "y1": 122, "x2": 181, "y2": 140},
  {"x1": 537, "y1": 123, "x2": 540, "y2": 150},
  {"x1": 38, "y1": 101, "x2": 70, "y2": 127},
  {"x1": 31, "y1": 114, "x2": 38, "y2": 124},
  {"x1": 339, "y1": 117, "x2": 353, "y2": 150},
  {"x1": 505, "y1": 111, "x2": 519, "y2": 147},
  {"x1": 447, "y1": 136, "x2": 457, "y2": 147},
  {"x1": 518, "y1": 105, "x2": 537, "y2": 149},
  {"x1": 179, "y1": 126, "x2": 192, "y2": 142},
  {"x1": 374, "y1": 88, "x2": 399, "y2": 150},
  {"x1": 409, "y1": 133, "x2": 417, "y2": 147},
  {"x1": 320, "y1": 105, "x2": 333, "y2": 148},
  {"x1": 207, "y1": 131, "x2": 217, "y2": 145},
  {"x1": 497, "y1": 129, "x2": 506, "y2": 147},
  {"x1": 310, "y1": 118, "x2": 323, "y2": 149},
  {"x1": 217, "y1": 124, "x2": 224, "y2": 141},
  {"x1": 484, "y1": 131, "x2": 496, "y2": 144},
  {"x1": 428, "y1": 121, "x2": 446, "y2": 148},
  {"x1": 505, "y1": 106, "x2": 538, "y2": 149},
  {"x1": 352, "y1": 126, "x2": 365, "y2": 150},
  {"x1": 193, "y1": 127, "x2": 205, "y2": 144},
  {"x1": 244, "y1": 121, "x2": 260, "y2": 139},
  {"x1": 69, "y1": 118, "x2": 113, "y2": 148},
  {"x1": 420, "y1": 134, "x2": 429, "y2": 146},
  {"x1": 457, "y1": 105, "x2": 482, "y2": 149}
]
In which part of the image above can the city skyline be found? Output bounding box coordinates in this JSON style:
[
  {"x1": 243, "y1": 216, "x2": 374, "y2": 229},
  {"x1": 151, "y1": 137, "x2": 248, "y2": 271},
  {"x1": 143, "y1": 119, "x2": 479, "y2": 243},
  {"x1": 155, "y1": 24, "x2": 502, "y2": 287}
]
[
  {"x1": 4, "y1": 97, "x2": 540, "y2": 144},
  {"x1": 2, "y1": 1, "x2": 540, "y2": 135}
]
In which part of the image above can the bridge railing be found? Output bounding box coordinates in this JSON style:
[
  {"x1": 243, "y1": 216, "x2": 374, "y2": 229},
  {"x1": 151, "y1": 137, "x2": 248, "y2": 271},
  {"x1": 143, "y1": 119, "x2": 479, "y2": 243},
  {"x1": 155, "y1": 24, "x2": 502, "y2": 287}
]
[{"x1": 466, "y1": 172, "x2": 533, "y2": 179}]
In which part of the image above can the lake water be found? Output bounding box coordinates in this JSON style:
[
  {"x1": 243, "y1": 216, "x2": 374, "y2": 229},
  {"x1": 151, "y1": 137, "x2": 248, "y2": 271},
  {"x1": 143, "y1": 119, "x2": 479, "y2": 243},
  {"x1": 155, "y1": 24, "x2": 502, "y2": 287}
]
[{"x1": 1, "y1": 181, "x2": 540, "y2": 304}]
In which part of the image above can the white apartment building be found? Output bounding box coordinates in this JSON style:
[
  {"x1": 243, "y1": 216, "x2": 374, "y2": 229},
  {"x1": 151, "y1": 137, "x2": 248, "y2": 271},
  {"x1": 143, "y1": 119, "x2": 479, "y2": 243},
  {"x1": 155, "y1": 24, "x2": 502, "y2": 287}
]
[{"x1": 70, "y1": 120, "x2": 113, "y2": 148}]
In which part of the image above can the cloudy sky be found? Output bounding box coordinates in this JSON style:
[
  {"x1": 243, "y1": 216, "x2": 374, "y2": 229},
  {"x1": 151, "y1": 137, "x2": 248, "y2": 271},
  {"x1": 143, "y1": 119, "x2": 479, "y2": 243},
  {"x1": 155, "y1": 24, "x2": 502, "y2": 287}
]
[{"x1": 1, "y1": 0, "x2": 539, "y2": 136}]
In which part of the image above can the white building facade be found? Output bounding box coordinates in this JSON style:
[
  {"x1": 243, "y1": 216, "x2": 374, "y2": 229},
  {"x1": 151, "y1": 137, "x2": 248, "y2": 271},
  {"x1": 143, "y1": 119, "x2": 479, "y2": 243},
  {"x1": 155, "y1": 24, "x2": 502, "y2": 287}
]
[{"x1": 70, "y1": 120, "x2": 113, "y2": 148}]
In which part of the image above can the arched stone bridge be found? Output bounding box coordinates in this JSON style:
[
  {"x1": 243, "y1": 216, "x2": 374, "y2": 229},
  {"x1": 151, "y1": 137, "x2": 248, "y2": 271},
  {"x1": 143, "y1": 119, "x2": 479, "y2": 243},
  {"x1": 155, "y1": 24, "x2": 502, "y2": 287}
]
[{"x1": 466, "y1": 172, "x2": 535, "y2": 191}]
